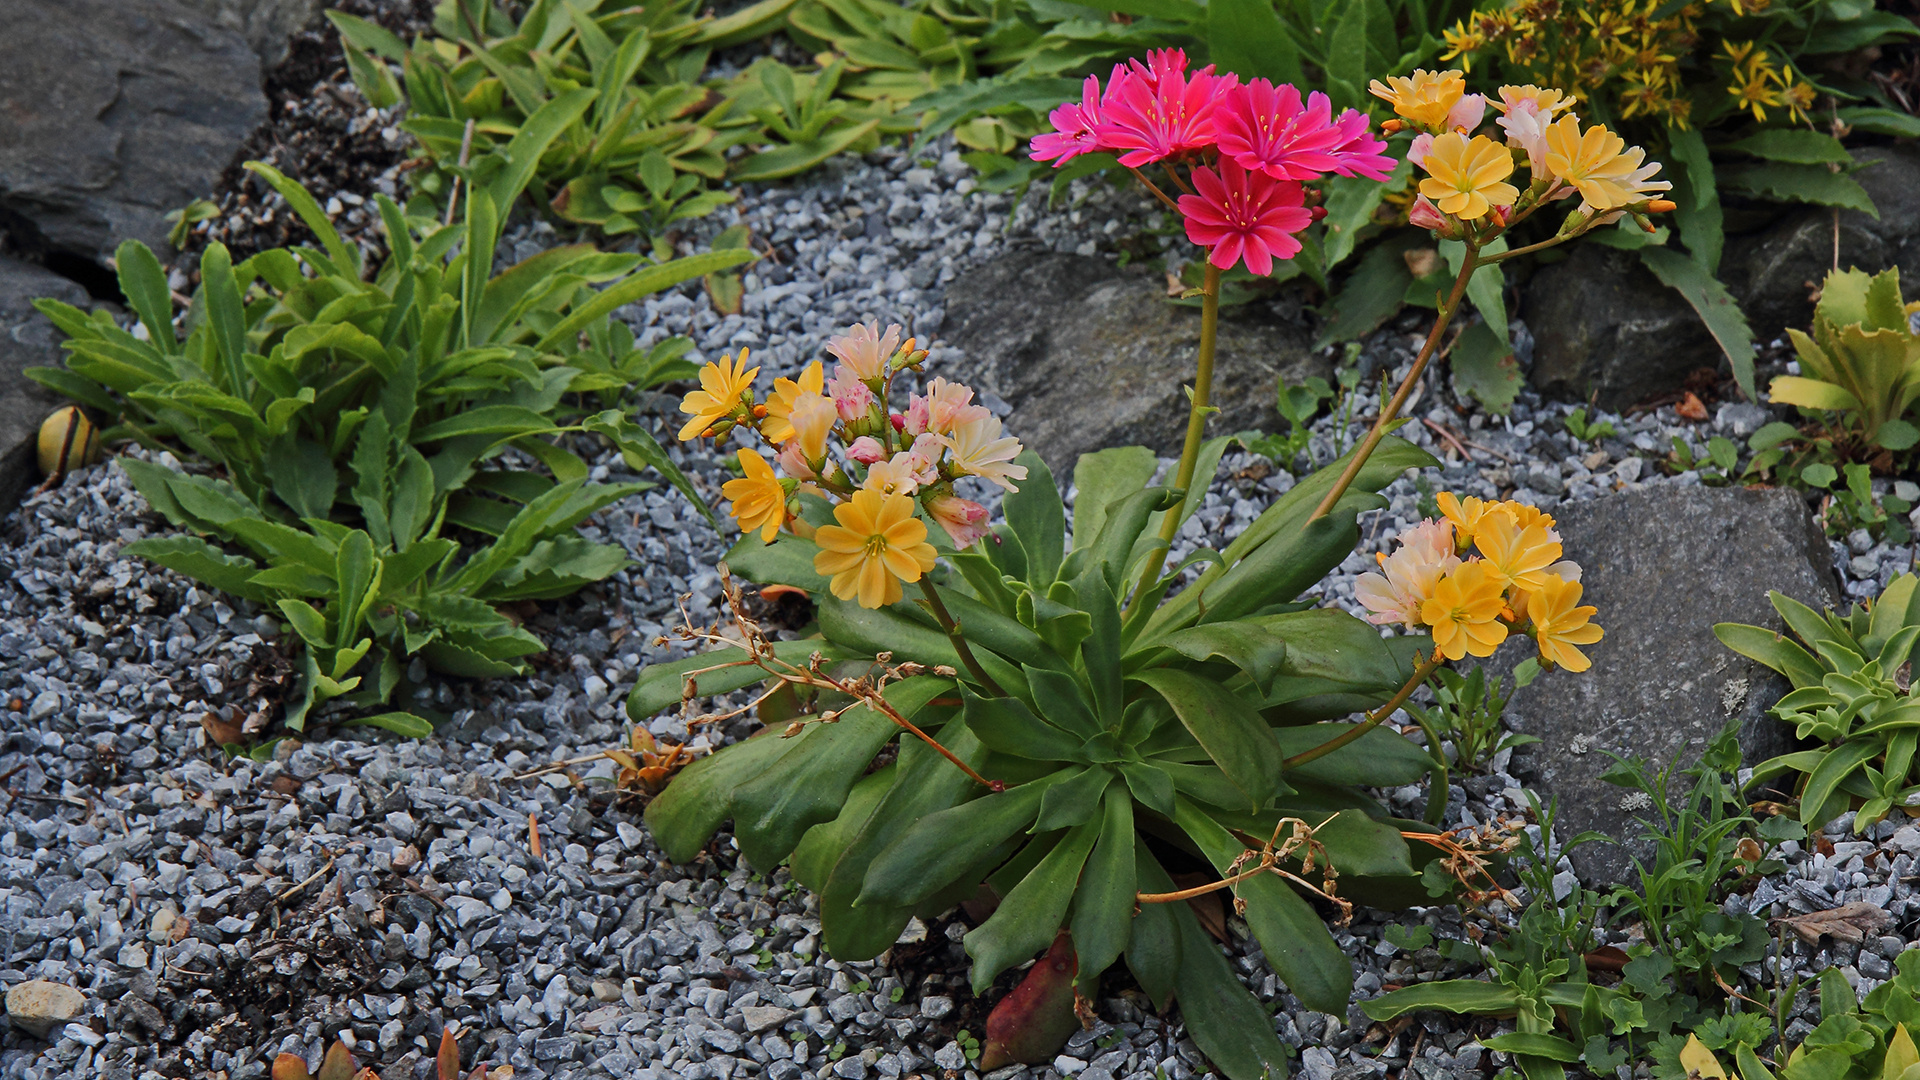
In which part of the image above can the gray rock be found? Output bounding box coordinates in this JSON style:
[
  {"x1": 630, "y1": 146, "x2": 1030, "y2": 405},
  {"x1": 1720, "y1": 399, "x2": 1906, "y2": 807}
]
[
  {"x1": 5, "y1": 979, "x2": 86, "y2": 1038},
  {"x1": 1720, "y1": 145, "x2": 1920, "y2": 342},
  {"x1": 1495, "y1": 485, "x2": 1837, "y2": 885},
  {"x1": 943, "y1": 249, "x2": 1328, "y2": 472},
  {"x1": 170, "y1": 0, "x2": 321, "y2": 70},
  {"x1": 0, "y1": 255, "x2": 86, "y2": 513},
  {"x1": 0, "y1": 0, "x2": 267, "y2": 262},
  {"x1": 1523, "y1": 245, "x2": 1715, "y2": 410}
]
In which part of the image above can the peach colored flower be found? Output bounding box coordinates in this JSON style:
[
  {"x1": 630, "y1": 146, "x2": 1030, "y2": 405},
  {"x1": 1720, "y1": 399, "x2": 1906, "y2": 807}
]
[
  {"x1": 813, "y1": 490, "x2": 938, "y2": 609},
  {"x1": 941, "y1": 413, "x2": 1028, "y2": 492},
  {"x1": 926, "y1": 489, "x2": 991, "y2": 547},
  {"x1": 761, "y1": 360, "x2": 824, "y2": 444},
  {"x1": 826, "y1": 322, "x2": 902, "y2": 382},
  {"x1": 722, "y1": 449, "x2": 786, "y2": 543}
]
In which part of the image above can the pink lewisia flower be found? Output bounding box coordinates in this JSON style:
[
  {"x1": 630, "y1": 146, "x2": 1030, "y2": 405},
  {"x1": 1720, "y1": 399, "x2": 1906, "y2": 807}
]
[
  {"x1": 825, "y1": 322, "x2": 902, "y2": 382},
  {"x1": 846, "y1": 436, "x2": 886, "y2": 464},
  {"x1": 1215, "y1": 80, "x2": 1393, "y2": 182},
  {"x1": 1178, "y1": 158, "x2": 1313, "y2": 276},
  {"x1": 1093, "y1": 49, "x2": 1237, "y2": 168},
  {"x1": 1447, "y1": 93, "x2": 1487, "y2": 134},
  {"x1": 1356, "y1": 519, "x2": 1461, "y2": 630},
  {"x1": 1408, "y1": 194, "x2": 1447, "y2": 230},
  {"x1": 1031, "y1": 74, "x2": 1107, "y2": 166},
  {"x1": 925, "y1": 490, "x2": 991, "y2": 547},
  {"x1": 828, "y1": 367, "x2": 875, "y2": 423}
]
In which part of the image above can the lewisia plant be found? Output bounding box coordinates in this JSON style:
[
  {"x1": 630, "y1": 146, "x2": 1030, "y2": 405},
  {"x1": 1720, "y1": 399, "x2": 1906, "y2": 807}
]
[{"x1": 629, "y1": 63, "x2": 1653, "y2": 1080}]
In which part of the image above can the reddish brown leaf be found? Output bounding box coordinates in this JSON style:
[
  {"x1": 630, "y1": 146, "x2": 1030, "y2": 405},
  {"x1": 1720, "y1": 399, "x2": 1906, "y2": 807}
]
[
  {"x1": 1675, "y1": 392, "x2": 1708, "y2": 421},
  {"x1": 202, "y1": 711, "x2": 244, "y2": 746},
  {"x1": 528, "y1": 812, "x2": 544, "y2": 861},
  {"x1": 1774, "y1": 902, "x2": 1894, "y2": 946},
  {"x1": 979, "y1": 931, "x2": 1081, "y2": 1072},
  {"x1": 438, "y1": 1027, "x2": 462, "y2": 1080},
  {"x1": 272, "y1": 1053, "x2": 314, "y2": 1080},
  {"x1": 315, "y1": 1041, "x2": 359, "y2": 1080},
  {"x1": 1583, "y1": 946, "x2": 1630, "y2": 972}
]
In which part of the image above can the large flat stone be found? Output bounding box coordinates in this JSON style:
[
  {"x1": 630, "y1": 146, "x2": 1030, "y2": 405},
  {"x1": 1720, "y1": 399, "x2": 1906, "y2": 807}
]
[
  {"x1": 1492, "y1": 485, "x2": 1837, "y2": 885},
  {"x1": 942, "y1": 249, "x2": 1329, "y2": 473},
  {"x1": 0, "y1": 256, "x2": 88, "y2": 513},
  {"x1": 172, "y1": 0, "x2": 322, "y2": 70},
  {"x1": 0, "y1": 0, "x2": 267, "y2": 263}
]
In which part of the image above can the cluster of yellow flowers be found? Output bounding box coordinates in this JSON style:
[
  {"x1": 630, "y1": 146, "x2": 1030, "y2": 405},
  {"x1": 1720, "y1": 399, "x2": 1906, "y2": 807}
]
[
  {"x1": 1357, "y1": 493, "x2": 1603, "y2": 671},
  {"x1": 1368, "y1": 70, "x2": 1674, "y2": 234},
  {"x1": 1438, "y1": 0, "x2": 1813, "y2": 128},
  {"x1": 678, "y1": 323, "x2": 1026, "y2": 609}
]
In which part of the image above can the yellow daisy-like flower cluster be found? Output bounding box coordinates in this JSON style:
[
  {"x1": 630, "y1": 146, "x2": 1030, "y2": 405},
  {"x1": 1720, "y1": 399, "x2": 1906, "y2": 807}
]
[
  {"x1": 675, "y1": 322, "x2": 1029, "y2": 609},
  {"x1": 1377, "y1": 68, "x2": 1674, "y2": 238},
  {"x1": 1356, "y1": 493, "x2": 1603, "y2": 671},
  {"x1": 1437, "y1": 0, "x2": 1816, "y2": 131}
]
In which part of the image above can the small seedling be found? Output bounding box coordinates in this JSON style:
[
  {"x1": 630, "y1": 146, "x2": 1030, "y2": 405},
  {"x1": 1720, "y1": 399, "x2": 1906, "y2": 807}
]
[{"x1": 1564, "y1": 405, "x2": 1616, "y2": 443}]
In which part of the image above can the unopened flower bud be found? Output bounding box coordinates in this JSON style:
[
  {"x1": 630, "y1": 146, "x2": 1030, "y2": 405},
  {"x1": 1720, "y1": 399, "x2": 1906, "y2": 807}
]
[
  {"x1": 847, "y1": 436, "x2": 886, "y2": 464},
  {"x1": 1382, "y1": 118, "x2": 1406, "y2": 134},
  {"x1": 1308, "y1": 205, "x2": 1327, "y2": 223},
  {"x1": 890, "y1": 412, "x2": 906, "y2": 431},
  {"x1": 1647, "y1": 198, "x2": 1677, "y2": 214}
]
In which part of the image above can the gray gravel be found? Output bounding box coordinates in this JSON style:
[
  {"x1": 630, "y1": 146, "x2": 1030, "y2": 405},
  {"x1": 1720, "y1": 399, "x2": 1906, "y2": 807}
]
[{"x1": 4, "y1": 134, "x2": 1917, "y2": 1080}]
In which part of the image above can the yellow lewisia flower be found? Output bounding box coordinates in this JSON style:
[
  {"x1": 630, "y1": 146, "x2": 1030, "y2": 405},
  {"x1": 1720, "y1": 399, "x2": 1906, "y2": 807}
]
[
  {"x1": 1420, "y1": 561, "x2": 1510, "y2": 661},
  {"x1": 761, "y1": 360, "x2": 825, "y2": 444},
  {"x1": 1542, "y1": 116, "x2": 1644, "y2": 211},
  {"x1": 678, "y1": 350, "x2": 759, "y2": 442},
  {"x1": 723, "y1": 449, "x2": 787, "y2": 543},
  {"x1": 787, "y1": 392, "x2": 837, "y2": 464},
  {"x1": 1418, "y1": 133, "x2": 1519, "y2": 221},
  {"x1": 813, "y1": 490, "x2": 938, "y2": 609},
  {"x1": 1436, "y1": 491, "x2": 1502, "y2": 553},
  {"x1": 1527, "y1": 573, "x2": 1604, "y2": 671},
  {"x1": 1473, "y1": 512, "x2": 1564, "y2": 592},
  {"x1": 1369, "y1": 69, "x2": 1467, "y2": 129}
]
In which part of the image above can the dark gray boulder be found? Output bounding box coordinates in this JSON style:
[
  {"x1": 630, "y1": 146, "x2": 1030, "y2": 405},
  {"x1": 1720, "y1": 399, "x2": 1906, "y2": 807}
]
[
  {"x1": 0, "y1": 0, "x2": 268, "y2": 263},
  {"x1": 1490, "y1": 485, "x2": 1838, "y2": 886},
  {"x1": 0, "y1": 256, "x2": 89, "y2": 513},
  {"x1": 1719, "y1": 144, "x2": 1920, "y2": 340},
  {"x1": 173, "y1": 0, "x2": 322, "y2": 70},
  {"x1": 1523, "y1": 245, "x2": 1716, "y2": 410},
  {"x1": 942, "y1": 249, "x2": 1330, "y2": 473}
]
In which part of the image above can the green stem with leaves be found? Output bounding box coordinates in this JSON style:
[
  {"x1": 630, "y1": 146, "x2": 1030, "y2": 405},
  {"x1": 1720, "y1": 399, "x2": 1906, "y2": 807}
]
[
  {"x1": 1128, "y1": 261, "x2": 1221, "y2": 610},
  {"x1": 1306, "y1": 241, "x2": 1479, "y2": 525}
]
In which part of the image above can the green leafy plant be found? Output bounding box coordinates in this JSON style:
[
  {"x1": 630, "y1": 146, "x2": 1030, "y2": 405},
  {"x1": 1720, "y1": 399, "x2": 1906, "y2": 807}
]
[
  {"x1": 1403, "y1": 660, "x2": 1541, "y2": 819},
  {"x1": 1597, "y1": 722, "x2": 1773, "y2": 993},
  {"x1": 1665, "y1": 434, "x2": 1743, "y2": 486},
  {"x1": 1796, "y1": 460, "x2": 1915, "y2": 544},
  {"x1": 1717, "y1": 573, "x2": 1920, "y2": 833},
  {"x1": 636, "y1": 438, "x2": 1450, "y2": 1076},
  {"x1": 1564, "y1": 406, "x2": 1616, "y2": 445},
  {"x1": 1673, "y1": 960, "x2": 1920, "y2": 1080},
  {"x1": 27, "y1": 138, "x2": 749, "y2": 735},
  {"x1": 1244, "y1": 374, "x2": 1335, "y2": 470},
  {"x1": 1769, "y1": 267, "x2": 1920, "y2": 456}
]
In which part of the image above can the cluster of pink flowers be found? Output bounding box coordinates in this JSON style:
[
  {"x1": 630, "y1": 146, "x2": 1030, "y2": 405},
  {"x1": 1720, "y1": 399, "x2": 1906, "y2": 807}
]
[{"x1": 1030, "y1": 49, "x2": 1393, "y2": 276}]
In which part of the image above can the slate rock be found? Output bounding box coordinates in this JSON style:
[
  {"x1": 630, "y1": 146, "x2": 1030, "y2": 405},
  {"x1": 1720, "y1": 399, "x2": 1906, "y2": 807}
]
[
  {"x1": 5, "y1": 979, "x2": 86, "y2": 1038},
  {"x1": 0, "y1": 255, "x2": 88, "y2": 513},
  {"x1": 1719, "y1": 145, "x2": 1920, "y2": 340},
  {"x1": 0, "y1": 0, "x2": 268, "y2": 262},
  {"x1": 943, "y1": 249, "x2": 1329, "y2": 472},
  {"x1": 1492, "y1": 485, "x2": 1837, "y2": 885},
  {"x1": 1522, "y1": 245, "x2": 1715, "y2": 410},
  {"x1": 171, "y1": 0, "x2": 322, "y2": 70}
]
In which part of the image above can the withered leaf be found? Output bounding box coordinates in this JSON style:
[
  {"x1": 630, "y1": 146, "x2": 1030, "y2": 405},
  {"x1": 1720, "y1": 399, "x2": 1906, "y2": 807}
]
[{"x1": 1773, "y1": 901, "x2": 1893, "y2": 946}]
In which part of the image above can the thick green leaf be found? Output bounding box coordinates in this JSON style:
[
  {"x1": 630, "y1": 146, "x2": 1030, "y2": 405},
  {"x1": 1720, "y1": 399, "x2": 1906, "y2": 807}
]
[
  {"x1": 964, "y1": 817, "x2": 1100, "y2": 992},
  {"x1": 123, "y1": 536, "x2": 270, "y2": 602},
  {"x1": 1362, "y1": 979, "x2": 1524, "y2": 1020},
  {"x1": 821, "y1": 720, "x2": 989, "y2": 960},
  {"x1": 1714, "y1": 622, "x2": 1826, "y2": 689},
  {"x1": 1168, "y1": 876, "x2": 1296, "y2": 1080},
  {"x1": 628, "y1": 637, "x2": 843, "y2": 719},
  {"x1": 115, "y1": 241, "x2": 177, "y2": 354},
  {"x1": 581, "y1": 410, "x2": 716, "y2": 527},
  {"x1": 1071, "y1": 788, "x2": 1135, "y2": 995},
  {"x1": 790, "y1": 766, "x2": 894, "y2": 893},
  {"x1": 537, "y1": 253, "x2": 755, "y2": 352},
  {"x1": 1003, "y1": 451, "x2": 1064, "y2": 585},
  {"x1": 1209, "y1": 0, "x2": 1302, "y2": 86},
  {"x1": 859, "y1": 774, "x2": 1055, "y2": 908},
  {"x1": 1720, "y1": 162, "x2": 1878, "y2": 218},
  {"x1": 964, "y1": 687, "x2": 1085, "y2": 761},
  {"x1": 731, "y1": 677, "x2": 947, "y2": 869},
  {"x1": 1482, "y1": 1034, "x2": 1582, "y2": 1062},
  {"x1": 1798, "y1": 739, "x2": 1881, "y2": 828},
  {"x1": 1666, "y1": 125, "x2": 1722, "y2": 273},
  {"x1": 1175, "y1": 797, "x2": 1352, "y2": 1015},
  {"x1": 1131, "y1": 668, "x2": 1284, "y2": 810},
  {"x1": 644, "y1": 731, "x2": 802, "y2": 863},
  {"x1": 1036, "y1": 765, "x2": 1113, "y2": 831},
  {"x1": 1127, "y1": 842, "x2": 1183, "y2": 1011},
  {"x1": 730, "y1": 120, "x2": 883, "y2": 182},
  {"x1": 1276, "y1": 723, "x2": 1432, "y2": 787},
  {"x1": 1156, "y1": 622, "x2": 1289, "y2": 691},
  {"x1": 1723, "y1": 130, "x2": 1853, "y2": 166},
  {"x1": 1450, "y1": 319, "x2": 1521, "y2": 414},
  {"x1": 1071, "y1": 446, "x2": 1159, "y2": 553},
  {"x1": 347, "y1": 711, "x2": 435, "y2": 738}
]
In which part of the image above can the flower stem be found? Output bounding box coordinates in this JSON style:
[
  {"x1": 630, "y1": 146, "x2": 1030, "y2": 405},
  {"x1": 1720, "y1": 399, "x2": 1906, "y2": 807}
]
[
  {"x1": 1305, "y1": 243, "x2": 1478, "y2": 525},
  {"x1": 1128, "y1": 167, "x2": 1182, "y2": 213},
  {"x1": 1127, "y1": 260, "x2": 1221, "y2": 611},
  {"x1": 1282, "y1": 650, "x2": 1444, "y2": 770},
  {"x1": 918, "y1": 577, "x2": 1006, "y2": 698}
]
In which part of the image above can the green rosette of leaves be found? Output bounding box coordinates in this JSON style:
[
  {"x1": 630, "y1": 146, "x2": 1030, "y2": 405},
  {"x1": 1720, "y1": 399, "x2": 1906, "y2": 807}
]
[
  {"x1": 26, "y1": 95, "x2": 755, "y2": 739},
  {"x1": 634, "y1": 435, "x2": 1444, "y2": 1077}
]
